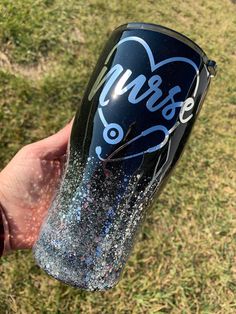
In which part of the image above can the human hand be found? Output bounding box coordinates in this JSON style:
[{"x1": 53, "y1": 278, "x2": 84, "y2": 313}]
[{"x1": 0, "y1": 120, "x2": 73, "y2": 253}]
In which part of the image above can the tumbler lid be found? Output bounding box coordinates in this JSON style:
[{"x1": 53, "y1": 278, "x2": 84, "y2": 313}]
[{"x1": 115, "y1": 22, "x2": 215, "y2": 69}]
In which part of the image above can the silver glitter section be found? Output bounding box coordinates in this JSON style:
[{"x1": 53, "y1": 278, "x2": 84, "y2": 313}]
[{"x1": 33, "y1": 149, "x2": 161, "y2": 291}]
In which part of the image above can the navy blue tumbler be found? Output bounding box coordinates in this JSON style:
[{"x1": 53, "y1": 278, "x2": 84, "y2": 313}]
[{"x1": 33, "y1": 23, "x2": 217, "y2": 291}]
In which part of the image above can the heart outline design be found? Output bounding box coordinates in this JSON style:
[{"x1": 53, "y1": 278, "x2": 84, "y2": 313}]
[{"x1": 89, "y1": 36, "x2": 200, "y2": 162}]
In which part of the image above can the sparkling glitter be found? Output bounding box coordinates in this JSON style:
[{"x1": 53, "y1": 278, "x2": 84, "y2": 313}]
[
  {"x1": 95, "y1": 246, "x2": 102, "y2": 257},
  {"x1": 33, "y1": 150, "x2": 160, "y2": 291}
]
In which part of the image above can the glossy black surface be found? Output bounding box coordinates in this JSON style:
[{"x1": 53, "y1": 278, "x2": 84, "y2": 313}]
[
  {"x1": 34, "y1": 23, "x2": 216, "y2": 291},
  {"x1": 71, "y1": 23, "x2": 212, "y2": 201}
]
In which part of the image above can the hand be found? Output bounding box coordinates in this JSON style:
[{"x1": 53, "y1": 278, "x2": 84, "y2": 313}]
[{"x1": 0, "y1": 120, "x2": 73, "y2": 253}]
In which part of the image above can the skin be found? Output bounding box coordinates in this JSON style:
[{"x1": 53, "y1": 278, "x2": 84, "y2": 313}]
[{"x1": 0, "y1": 120, "x2": 73, "y2": 253}]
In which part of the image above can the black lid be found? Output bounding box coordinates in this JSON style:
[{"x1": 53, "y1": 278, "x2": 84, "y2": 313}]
[{"x1": 115, "y1": 22, "x2": 209, "y2": 63}]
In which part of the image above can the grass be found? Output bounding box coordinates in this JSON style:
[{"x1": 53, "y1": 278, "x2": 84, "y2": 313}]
[{"x1": 0, "y1": 0, "x2": 236, "y2": 313}]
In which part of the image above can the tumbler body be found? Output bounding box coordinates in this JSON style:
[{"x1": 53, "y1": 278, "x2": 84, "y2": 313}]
[{"x1": 33, "y1": 23, "x2": 216, "y2": 291}]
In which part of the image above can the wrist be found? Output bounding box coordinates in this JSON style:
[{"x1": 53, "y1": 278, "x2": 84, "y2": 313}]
[
  {"x1": 0, "y1": 170, "x2": 12, "y2": 255},
  {"x1": 0, "y1": 202, "x2": 12, "y2": 255},
  {"x1": 1, "y1": 204, "x2": 12, "y2": 255},
  {"x1": 0, "y1": 175, "x2": 13, "y2": 255},
  {"x1": 0, "y1": 205, "x2": 4, "y2": 256}
]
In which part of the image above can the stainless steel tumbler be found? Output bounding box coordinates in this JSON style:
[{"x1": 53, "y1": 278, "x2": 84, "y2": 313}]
[{"x1": 33, "y1": 23, "x2": 217, "y2": 291}]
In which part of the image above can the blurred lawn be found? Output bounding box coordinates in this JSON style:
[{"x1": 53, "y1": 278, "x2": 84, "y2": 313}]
[{"x1": 0, "y1": 0, "x2": 236, "y2": 313}]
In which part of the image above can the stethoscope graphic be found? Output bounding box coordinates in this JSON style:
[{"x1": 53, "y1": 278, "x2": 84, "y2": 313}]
[
  {"x1": 93, "y1": 36, "x2": 201, "y2": 162},
  {"x1": 95, "y1": 107, "x2": 171, "y2": 162}
]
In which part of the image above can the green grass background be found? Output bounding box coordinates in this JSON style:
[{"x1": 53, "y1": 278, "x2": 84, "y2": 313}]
[{"x1": 0, "y1": 0, "x2": 235, "y2": 313}]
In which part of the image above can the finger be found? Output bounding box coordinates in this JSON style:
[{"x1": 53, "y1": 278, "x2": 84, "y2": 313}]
[{"x1": 33, "y1": 118, "x2": 74, "y2": 160}]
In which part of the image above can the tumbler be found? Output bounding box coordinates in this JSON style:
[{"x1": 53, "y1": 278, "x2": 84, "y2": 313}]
[{"x1": 33, "y1": 22, "x2": 217, "y2": 291}]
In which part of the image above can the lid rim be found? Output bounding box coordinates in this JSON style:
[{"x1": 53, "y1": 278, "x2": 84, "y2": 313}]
[{"x1": 114, "y1": 22, "x2": 209, "y2": 62}]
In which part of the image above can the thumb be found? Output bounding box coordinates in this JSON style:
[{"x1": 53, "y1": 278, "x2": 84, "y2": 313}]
[{"x1": 33, "y1": 118, "x2": 74, "y2": 160}]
